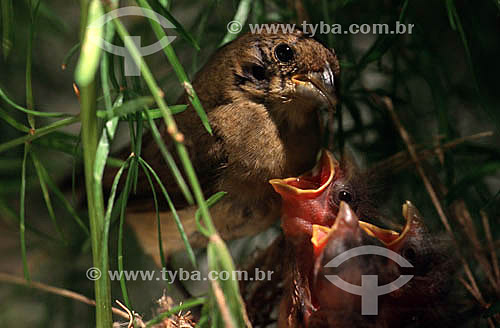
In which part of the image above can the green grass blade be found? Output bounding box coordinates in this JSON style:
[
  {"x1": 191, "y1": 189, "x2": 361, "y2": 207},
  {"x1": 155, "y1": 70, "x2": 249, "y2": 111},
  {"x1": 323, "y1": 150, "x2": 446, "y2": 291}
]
[
  {"x1": 76, "y1": 1, "x2": 112, "y2": 326},
  {"x1": 25, "y1": 0, "x2": 40, "y2": 130},
  {"x1": 118, "y1": 164, "x2": 133, "y2": 308},
  {"x1": 99, "y1": 104, "x2": 187, "y2": 120},
  {"x1": 20, "y1": 142, "x2": 31, "y2": 282},
  {"x1": 148, "y1": 0, "x2": 200, "y2": 50},
  {"x1": 0, "y1": 115, "x2": 80, "y2": 154},
  {"x1": 74, "y1": 0, "x2": 104, "y2": 87},
  {"x1": 96, "y1": 96, "x2": 153, "y2": 119},
  {"x1": 138, "y1": 159, "x2": 167, "y2": 270},
  {"x1": 195, "y1": 192, "x2": 227, "y2": 237},
  {"x1": 134, "y1": 0, "x2": 212, "y2": 134},
  {"x1": 145, "y1": 109, "x2": 193, "y2": 205},
  {"x1": 101, "y1": 158, "x2": 130, "y2": 293},
  {"x1": 61, "y1": 43, "x2": 81, "y2": 70},
  {"x1": 0, "y1": 106, "x2": 30, "y2": 132},
  {"x1": 138, "y1": 157, "x2": 197, "y2": 268},
  {"x1": 30, "y1": 151, "x2": 66, "y2": 243},
  {"x1": 219, "y1": 0, "x2": 252, "y2": 46},
  {"x1": 0, "y1": 87, "x2": 73, "y2": 118},
  {"x1": 33, "y1": 157, "x2": 90, "y2": 236}
]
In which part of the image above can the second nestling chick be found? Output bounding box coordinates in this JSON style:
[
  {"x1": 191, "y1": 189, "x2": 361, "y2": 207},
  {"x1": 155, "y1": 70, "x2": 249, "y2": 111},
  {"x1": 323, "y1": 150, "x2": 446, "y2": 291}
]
[{"x1": 103, "y1": 28, "x2": 340, "y2": 266}]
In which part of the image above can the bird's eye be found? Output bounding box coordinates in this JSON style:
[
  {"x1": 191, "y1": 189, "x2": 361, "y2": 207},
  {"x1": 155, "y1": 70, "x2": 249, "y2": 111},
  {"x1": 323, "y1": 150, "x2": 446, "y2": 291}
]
[
  {"x1": 274, "y1": 43, "x2": 294, "y2": 62},
  {"x1": 251, "y1": 64, "x2": 266, "y2": 81},
  {"x1": 338, "y1": 190, "x2": 353, "y2": 203}
]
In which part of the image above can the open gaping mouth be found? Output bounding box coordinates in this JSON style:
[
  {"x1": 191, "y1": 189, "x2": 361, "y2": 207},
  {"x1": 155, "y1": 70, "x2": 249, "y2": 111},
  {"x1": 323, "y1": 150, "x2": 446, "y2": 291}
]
[{"x1": 270, "y1": 150, "x2": 420, "y2": 254}]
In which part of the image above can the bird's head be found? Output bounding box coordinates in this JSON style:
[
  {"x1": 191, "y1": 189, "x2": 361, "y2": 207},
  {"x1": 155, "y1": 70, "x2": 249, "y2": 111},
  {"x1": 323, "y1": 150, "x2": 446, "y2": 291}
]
[{"x1": 195, "y1": 27, "x2": 340, "y2": 128}]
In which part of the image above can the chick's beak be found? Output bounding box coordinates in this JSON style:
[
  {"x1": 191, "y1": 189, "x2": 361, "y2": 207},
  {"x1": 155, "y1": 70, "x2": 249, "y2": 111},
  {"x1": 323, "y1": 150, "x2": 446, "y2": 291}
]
[{"x1": 292, "y1": 64, "x2": 338, "y2": 111}]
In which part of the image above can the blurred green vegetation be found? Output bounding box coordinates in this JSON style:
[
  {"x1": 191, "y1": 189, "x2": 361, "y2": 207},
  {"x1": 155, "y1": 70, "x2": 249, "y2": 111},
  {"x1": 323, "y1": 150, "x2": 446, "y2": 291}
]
[{"x1": 0, "y1": 0, "x2": 498, "y2": 327}]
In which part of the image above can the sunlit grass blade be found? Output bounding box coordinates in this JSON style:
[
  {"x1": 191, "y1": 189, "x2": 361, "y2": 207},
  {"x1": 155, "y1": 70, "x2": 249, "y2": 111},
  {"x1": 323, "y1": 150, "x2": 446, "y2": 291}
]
[
  {"x1": 0, "y1": 106, "x2": 30, "y2": 132},
  {"x1": 134, "y1": 0, "x2": 212, "y2": 134},
  {"x1": 75, "y1": 0, "x2": 104, "y2": 87},
  {"x1": 206, "y1": 238, "x2": 251, "y2": 328},
  {"x1": 138, "y1": 157, "x2": 197, "y2": 268},
  {"x1": 30, "y1": 151, "x2": 66, "y2": 244},
  {"x1": 219, "y1": 0, "x2": 252, "y2": 46},
  {"x1": 20, "y1": 142, "x2": 31, "y2": 282},
  {"x1": 1, "y1": 0, "x2": 13, "y2": 59}
]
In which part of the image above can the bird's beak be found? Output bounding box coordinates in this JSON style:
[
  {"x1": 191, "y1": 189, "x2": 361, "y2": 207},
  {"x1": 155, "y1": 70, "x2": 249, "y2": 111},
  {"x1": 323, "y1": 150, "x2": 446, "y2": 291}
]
[
  {"x1": 359, "y1": 201, "x2": 425, "y2": 252},
  {"x1": 270, "y1": 150, "x2": 338, "y2": 226},
  {"x1": 311, "y1": 201, "x2": 360, "y2": 256},
  {"x1": 312, "y1": 200, "x2": 425, "y2": 255},
  {"x1": 292, "y1": 64, "x2": 337, "y2": 112},
  {"x1": 270, "y1": 150, "x2": 336, "y2": 198}
]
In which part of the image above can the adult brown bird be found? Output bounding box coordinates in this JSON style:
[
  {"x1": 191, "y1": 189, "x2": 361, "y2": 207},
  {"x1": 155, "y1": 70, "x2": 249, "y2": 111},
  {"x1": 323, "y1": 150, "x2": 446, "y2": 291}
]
[{"x1": 104, "y1": 28, "x2": 340, "y2": 266}]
